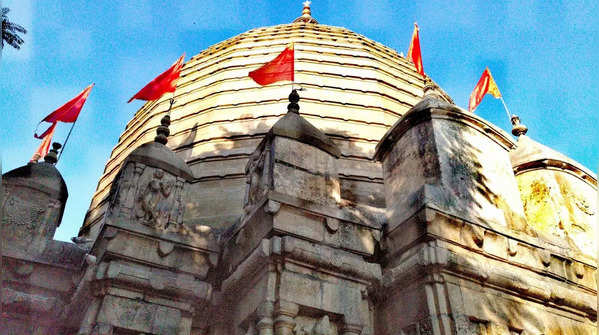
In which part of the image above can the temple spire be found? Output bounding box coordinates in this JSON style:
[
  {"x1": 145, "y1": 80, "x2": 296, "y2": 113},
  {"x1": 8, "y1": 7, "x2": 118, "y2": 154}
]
[{"x1": 293, "y1": 1, "x2": 318, "y2": 24}]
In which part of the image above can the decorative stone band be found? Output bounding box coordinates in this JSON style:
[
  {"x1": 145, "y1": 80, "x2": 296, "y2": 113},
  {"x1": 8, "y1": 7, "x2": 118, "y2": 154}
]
[
  {"x1": 2, "y1": 287, "x2": 63, "y2": 317},
  {"x1": 94, "y1": 259, "x2": 212, "y2": 302},
  {"x1": 382, "y1": 242, "x2": 597, "y2": 320},
  {"x1": 222, "y1": 236, "x2": 382, "y2": 293},
  {"x1": 386, "y1": 206, "x2": 597, "y2": 281}
]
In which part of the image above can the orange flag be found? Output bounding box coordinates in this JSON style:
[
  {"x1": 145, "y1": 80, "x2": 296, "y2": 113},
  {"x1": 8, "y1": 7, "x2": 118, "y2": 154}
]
[
  {"x1": 249, "y1": 43, "x2": 294, "y2": 86},
  {"x1": 407, "y1": 23, "x2": 424, "y2": 77},
  {"x1": 128, "y1": 54, "x2": 185, "y2": 103},
  {"x1": 35, "y1": 84, "x2": 94, "y2": 139},
  {"x1": 468, "y1": 67, "x2": 502, "y2": 112},
  {"x1": 31, "y1": 122, "x2": 56, "y2": 162}
]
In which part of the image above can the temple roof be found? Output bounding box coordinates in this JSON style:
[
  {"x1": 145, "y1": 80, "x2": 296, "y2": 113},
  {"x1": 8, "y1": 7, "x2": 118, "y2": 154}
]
[{"x1": 81, "y1": 16, "x2": 435, "y2": 234}]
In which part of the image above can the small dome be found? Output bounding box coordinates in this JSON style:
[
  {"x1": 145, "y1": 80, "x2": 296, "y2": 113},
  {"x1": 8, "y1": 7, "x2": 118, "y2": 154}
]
[
  {"x1": 3, "y1": 162, "x2": 68, "y2": 203},
  {"x1": 125, "y1": 141, "x2": 194, "y2": 181},
  {"x1": 374, "y1": 94, "x2": 462, "y2": 161},
  {"x1": 510, "y1": 135, "x2": 596, "y2": 183}
]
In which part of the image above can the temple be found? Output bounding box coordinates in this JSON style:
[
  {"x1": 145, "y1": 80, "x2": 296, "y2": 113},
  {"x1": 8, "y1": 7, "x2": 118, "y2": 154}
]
[{"x1": 1, "y1": 3, "x2": 597, "y2": 334}]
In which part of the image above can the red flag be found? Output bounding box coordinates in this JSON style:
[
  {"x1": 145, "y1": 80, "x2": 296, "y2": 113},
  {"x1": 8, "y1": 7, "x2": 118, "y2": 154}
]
[
  {"x1": 31, "y1": 122, "x2": 56, "y2": 162},
  {"x1": 35, "y1": 84, "x2": 94, "y2": 139},
  {"x1": 249, "y1": 44, "x2": 294, "y2": 86},
  {"x1": 128, "y1": 54, "x2": 185, "y2": 103},
  {"x1": 407, "y1": 23, "x2": 425, "y2": 77},
  {"x1": 468, "y1": 68, "x2": 502, "y2": 112}
]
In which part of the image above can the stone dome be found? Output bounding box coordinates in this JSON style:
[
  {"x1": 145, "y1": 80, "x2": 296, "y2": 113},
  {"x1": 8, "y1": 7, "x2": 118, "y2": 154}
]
[
  {"x1": 3, "y1": 162, "x2": 68, "y2": 207},
  {"x1": 82, "y1": 19, "x2": 435, "y2": 235}
]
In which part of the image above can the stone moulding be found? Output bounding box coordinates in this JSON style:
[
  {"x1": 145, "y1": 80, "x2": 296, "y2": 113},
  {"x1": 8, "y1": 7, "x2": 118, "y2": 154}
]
[
  {"x1": 280, "y1": 236, "x2": 382, "y2": 283},
  {"x1": 382, "y1": 240, "x2": 597, "y2": 320},
  {"x1": 2, "y1": 287, "x2": 62, "y2": 317},
  {"x1": 387, "y1": 205, "x2": 597, "y2": 270},
  {"x1": 94, "y1": 259, "x2": 212, "y2": 302},
  {"x1": 222, "y1": 236, "x2": 382, "y2": 293}
]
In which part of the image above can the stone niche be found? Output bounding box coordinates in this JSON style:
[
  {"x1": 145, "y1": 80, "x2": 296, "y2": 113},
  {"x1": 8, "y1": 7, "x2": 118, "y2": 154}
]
[
  {"x1": 374, "y1": 94, "x2": 527, "y2": 244},
  {"x1": 511, "y1": 135, "x2": 598, "y2": 260}
]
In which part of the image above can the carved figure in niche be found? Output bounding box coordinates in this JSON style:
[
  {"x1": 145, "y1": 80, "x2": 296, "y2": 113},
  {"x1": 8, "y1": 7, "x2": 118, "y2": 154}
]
[
  {"x1": 244, "y1": 149, "x2": 267, "y2": 211},
  {"x1": 135, "y1": 169, "x2": 175, "y2": 230},
  {"x1": 293, "y1": 316, "x2": 334, "y2": 335}
]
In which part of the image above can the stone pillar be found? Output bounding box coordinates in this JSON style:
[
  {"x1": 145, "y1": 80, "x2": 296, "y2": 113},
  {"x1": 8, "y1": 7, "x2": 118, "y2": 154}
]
[
  {"x1": 273, "y1": 300, "x2": 298, "y2": 335},
  {"x1": 77, "y1": 298, "x2": 102, "y2": 335},
  {"x1": 256, "y1": 301, "x2": 275, "y2": 335},
  {"x1": 341, "y1": 323, "x2": 363, "y2": 335},
  {"x1": 91, "y1": 322, "x2": 113, "y2": 335}
]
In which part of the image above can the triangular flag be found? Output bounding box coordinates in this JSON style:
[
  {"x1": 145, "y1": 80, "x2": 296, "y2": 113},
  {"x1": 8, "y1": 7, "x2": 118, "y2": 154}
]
[
  {"x1": 35, "y1": 84, "x2": 94, "y2": 139},
  {"x1": 128, "y1": 54, "x2": 185, "y2": 103},
  {"x1": 249, "y1": 43, "x2": 294, "y2": 86},
  {"x1": 468, "y1": 67, "x2": 502, "y2": 112},
  {"x1": 407, "y1": 23, "x2": 425, "y2": 77},
  {"x1": 31, "y1": 122, "x2": 56, "y2": 162}
]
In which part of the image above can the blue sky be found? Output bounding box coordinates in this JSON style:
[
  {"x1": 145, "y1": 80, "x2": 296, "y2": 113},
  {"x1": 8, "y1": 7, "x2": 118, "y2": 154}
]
[{"x1": 1, "y1": 1, "x2": 598, "y2": 242}]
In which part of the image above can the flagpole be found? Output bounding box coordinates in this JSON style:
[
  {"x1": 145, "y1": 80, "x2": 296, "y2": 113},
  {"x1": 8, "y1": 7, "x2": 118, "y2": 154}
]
[
  {"x1": 57, "y1": 118, "x2": 78, "y2": 164},
  {"x1": 499, "y1": 96, "x2": 512, "y2": 122}
]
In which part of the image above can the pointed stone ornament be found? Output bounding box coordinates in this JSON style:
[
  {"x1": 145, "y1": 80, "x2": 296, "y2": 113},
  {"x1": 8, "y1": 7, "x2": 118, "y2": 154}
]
[
  {"x1": 293, "y1": 0, "x2": 318, "y2": 24},
  {"x1": 154, "y1": 114, "x2": 171, "y2": 145},
  {"x1": 312, "y1": 315, "x2": 332, "y2": 335},
  {"x1": 510, "y1": 114, "x2": 528, "y2": 137},
  {"x1": 44, "y1": 142, "x2": 61, "y2": 164}
]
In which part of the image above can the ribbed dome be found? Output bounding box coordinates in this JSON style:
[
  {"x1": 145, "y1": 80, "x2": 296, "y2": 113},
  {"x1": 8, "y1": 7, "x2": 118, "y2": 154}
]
[{"x1": 82, "y1": 21, "x2": 432, "y2": 235}]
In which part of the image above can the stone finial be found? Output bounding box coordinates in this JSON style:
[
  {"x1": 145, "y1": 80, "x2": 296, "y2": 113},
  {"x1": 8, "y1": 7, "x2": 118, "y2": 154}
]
[
  {"x1": 293, "y1": 0, "x2": 319, "y2": 23},
  {"x1": 423, "y1": 77, "x2": 437, "y2": 96},
  {"x1": 44, "y1": 142, "x2": 61, "y2": 164},
  {"x1": 511, "y1": 114, "x2": 528, "y2": 137},
  {"x1": 154, "y1": 114, "x2": 171, "y2": 145},
  {"x1": 288, "y1": 89, "x2": 300, "y2": 114},
  {"x1": 302, "y1": 1, "x2": 312, "y2": 17}
]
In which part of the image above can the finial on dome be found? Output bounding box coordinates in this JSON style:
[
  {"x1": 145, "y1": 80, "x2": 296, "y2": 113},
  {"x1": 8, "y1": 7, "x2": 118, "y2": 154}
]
[
  {"x1": 302, "y1": 1, "x2": 312, "y2": 16},
  {"x1": 155, "y1": 98, "x2": 175, "y2": 145},
  {"x1": 44, "y1": 142, "x2": 61, "y2": 164},
  {"x1": 423, "y1": 77, "x2": 437, "y2": 96},
  {"x1": 511, "y1": 114, "x2": 528, "y2": 137},
  {"x1": 154, "y1": 114, "x2": 171, "y2": 145},
  {"x1": 288, "y1": 89, "x2": 300, "y2": 114},
  {"x1": 293, "y1": 1, "x2": 319, "y2": 24}
]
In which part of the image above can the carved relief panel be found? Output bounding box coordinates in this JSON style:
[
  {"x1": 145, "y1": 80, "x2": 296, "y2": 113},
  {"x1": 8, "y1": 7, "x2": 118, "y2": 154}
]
[
  {"x1": 244, "y1": 146, "x2": 271, "y2": 213},
  {"x1": 108, "y1": 162, "x2": 187, "y2": 232}
]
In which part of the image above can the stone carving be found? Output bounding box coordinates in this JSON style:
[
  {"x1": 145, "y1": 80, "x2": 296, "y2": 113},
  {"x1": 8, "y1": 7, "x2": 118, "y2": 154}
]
[
  {"x1": 245, "y1": 322, "x2": 258, "y2": 335},
  {"x1": 294, "y1": 316, "x2": 334, "y2": 335},
  {"x1": 108, "y1": 163, "x2": 144, "y2": 218},
  {"x1": 135, "y1": 169, "x2": 177, "y2": 230},
  {"x1": 244, "y1": 149, "x2": 269, "y2": 212},
  {"x1": 506, "y1": 239, "x2": 518, "y2": 257}
]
